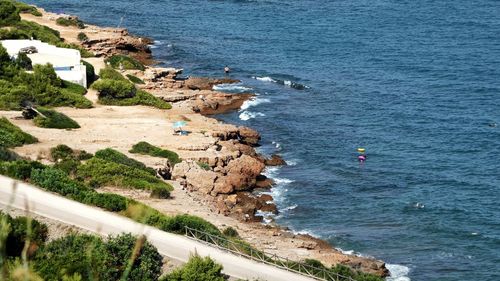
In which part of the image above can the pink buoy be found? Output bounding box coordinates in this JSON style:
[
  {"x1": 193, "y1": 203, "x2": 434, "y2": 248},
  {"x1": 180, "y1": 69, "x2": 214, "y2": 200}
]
[{"x1": 358, "y1": 155, "x2": 366, "y2": 162}]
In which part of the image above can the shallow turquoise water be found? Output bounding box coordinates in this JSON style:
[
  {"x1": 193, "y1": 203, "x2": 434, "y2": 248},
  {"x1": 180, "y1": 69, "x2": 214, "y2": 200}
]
[{"x1": 27, "y1": 1, "x2": 500, "y2": 280}]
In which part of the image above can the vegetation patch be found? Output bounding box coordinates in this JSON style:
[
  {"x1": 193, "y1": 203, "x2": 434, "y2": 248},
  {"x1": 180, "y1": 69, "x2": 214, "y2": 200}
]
[
  {"x1": 197, "y1": 162, "x2": 210, "y2": 171},
  {"x1": 130, "y1": 141, "x2": 181, "y2": 165},
  {"x1": 162, "y1": 254, "x2": 225, "y2": 281},
  {"x1": 81, "y1": 59, "x2": 95, "y2": 86},
  {"x1": 95, "y1": 148, "x2": 155, "y2": 175},
  {"x1": 126, "y1": 73, "x2": 145, "y2": 84},
  {"x1": 0, "y1": 211, "x2": 48, "y2": 257},
  {"x1": 13, "y1": 1, "x2": 42, "y2": 16},
  {"x1": 92, "y1": 78, "x2": 136, "y2": 99},
  {"x1": 0, "y1": 0, "x2": 21, "y2": 27},
  {"x1": 0, "y1": 117, "x2": 37, "y2": 148},
  {"x1": 33, "y1": 107, "x2": 80, "y2": 129},
  {"x1": 55, "y1": 16, "x2": 85, "y2": 29},
  {"x1": 0, "y1": 146, "x2": 20, "y2": 161},
  {"x1": 0, "y1": 51, "x2": 93, "y2": 110},
  {"x1": 77, "y1": 31, "x2": 88, "y2": 41},
  {"x1": 105, "y1": 54, "x2": 145, "y2": 71},
  {"x1": 99, "y1": 66, "x2": 128, "y2": 81},
  {"x1": 76, "y1": 157, "x2": 173, "y2": 198}
]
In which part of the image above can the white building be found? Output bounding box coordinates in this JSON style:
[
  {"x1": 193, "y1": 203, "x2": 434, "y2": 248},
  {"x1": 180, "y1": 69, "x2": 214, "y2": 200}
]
[{"x1": 1, "y1": 39, "x2": 87, "y2": 87}]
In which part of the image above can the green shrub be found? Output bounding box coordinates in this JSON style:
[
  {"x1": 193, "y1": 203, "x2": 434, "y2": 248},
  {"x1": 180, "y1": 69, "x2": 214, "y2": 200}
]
[
  {"x1": 126, "y1": 74, "x2": 145, "y2": 84},
  {"x1": 81, "y1": 60, "x2": 95, "y2": 87},
  {"x1": 0, "y1": 212, "x2": 48, "y2": 257},
  {"x1": 104, "y1": 233, "x2": 163, "y2": 281},
  {"x1": 92, "y1": 78, "x2": 136, "y2": 99},
  {"x1": 14, "y1": 1, "x2": 42, "y2": 16},
  {"x1": 50, "y1": 144, "x2": 74, "y2": 161},
  {"x1": 130, "y1": 141, "x2": 180, "y2": 164},
  {"x1": 33, "y1": 107, "x2": 80, "y2": 129},
  {"x1": 0, "y1": 159, "x2": 45, "y2": 180},
  {"x1": 197, "y1": 162, "x2": 210, "y2": 171},
  {"x1": 1, "y1": 20, "x2": 61, "y2": 44},
  {"x1": 55, "y1": 17, "x2": 84, "y2": 29},
  {"x1": 98, "y1": 66, "x2": 127, "y2": 81},
  {"x1": 30, "y1": 167, "x2": 128, "y2": 212},
  {"x1": 77, "y1": 31, "x2": 88, "y2": 42},
  {"x1": 0, "y1": 0, "x2": 21, "y2": 27},
  {"x1": 56, "y1": 42, "x2": 94, "y2": 58},
  {"x1": 98, "y1": 89, "x2": 172, "y2": 109},
  {"x1": 0, "y1": 117, "x2": 38, "y2": 147},
  {"x1": 76, "y1": 157, "x2": 173, "y2": 197},
  {"x1": 14, "y1": 51, "x2": 32, "y2": 70},
  {"x1": 165, "y1": 214, "x2": 221, "y2": 236},
  {"x1": 222, "y1": 226, "x2": 239, "y2": 238},
  {"x1": 163, "y1": 254, "x2": 224, "y2": 281},
  {"x1": 0, "y1": 147, "x2": 20, "y2": 161},
  {"x1": 62, "y1": 80, "x2": 87, "y2": 95},
  {"x1": 105, "y1": 55, "x2": 145, "y2": 71},
  {"x1": 95, "y1": 148, "x2": 155, "y2": 175}
]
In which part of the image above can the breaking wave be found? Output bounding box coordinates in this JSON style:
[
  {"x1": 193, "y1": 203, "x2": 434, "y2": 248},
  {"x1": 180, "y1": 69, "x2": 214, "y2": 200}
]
[
  {"x1": 213, "y1": 83, "x2": 253, "y2": 93},
  {"x1": 239, "y1": 111, "x2": 265, "y2": 121},
  {"x1": 252, "y1": 76, "x2": 310, "y2": 90},
  {"x1": 240, "y1": 97, "x2": 271, "y2": 111}
]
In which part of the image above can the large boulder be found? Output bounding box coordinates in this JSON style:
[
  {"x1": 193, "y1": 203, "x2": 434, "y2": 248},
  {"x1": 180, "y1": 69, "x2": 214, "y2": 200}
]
[
  {"x1": 172, "y1": 161, "x2": 218, "y2": 194},
  {"x1": 238, "y1": 126, "x2": 261, "y2": 146},
  {"x1": 211, "y1": 155, "x2": 265, "y2": 195}
]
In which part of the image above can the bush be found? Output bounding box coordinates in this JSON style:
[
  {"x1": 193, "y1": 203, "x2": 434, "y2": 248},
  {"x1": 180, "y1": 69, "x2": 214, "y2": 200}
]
[
  {"x1": 81, "y1": 60, "x2": 95, "y2": 87},
  {"x1": 31, "y1": 167, "x2": 128, "y2": 212},
  {"x1": 98, "y1": 89, "x2": 172, "y2": 109},
  {"x1": 1, "y1": 20, "x2": 61, "y2": 44},
  {"x1": 14, "y1": 1, "x2": 42, "y2": 16},
  {"x1": 55, "y1": 17, "x2": 84, "y2": 29},
  {"x1": 56, "y1": 42, "x2": 94, "y2": 58},
  {"x1": 62, "y1": 80, "x2": 87, "y2": 95},
  {"x1": 163, "y1": 254, "x2": 225, "y2": 281},
  {"x1": 33, "y1": 107, "x2": 80, "y2": 129},
  {"x1": 0, "y1": 159, "x2": 45, "y2": 180},
  {"x1": 126, "y1": 74, "x2": 145, "y2": 84},
  {"x1": 222, "y1": 226, "x2": 239, "y2": 238},
  {"x1": 104, "y1": 233, "x2": 163, "y2": 281},
  {"x1": 15, "y1": 51, "x2": 32, "y2": 70},
  {"x1": 92, "y1": 78, "x2": 136, "y2": 99},
  {"x1": 76, "y1": 157, "x2": 173, "y2": 197},
  {"x1": 105, "y1": 55, "x2": 145, "y2": 71},
  {"x1": 0, "y1": 147, "x2": 20, "y2": 161},
  {"x1": 0, "y1": 0, "x2": 21, "y2": 27},
  {"x1": 0, "y1": 212, "x2": 48, "y2": 257},
  {"x1": 130, "y1": 142, "x2": 180, "y2": 165},
  {"x1": 0, "y1": 117, "x2": 38, "y2": 148},
  {"x1": 50, "y1": 144, "x2": 74, "y2": 161},
  {"x1": 77, "y1": 32, "x2": 88, "y2": 42},
  {"x1": 98, "y1": 66, "x2": 127, "y2": 81},
  {"x1": 197, "y1": 162, "x2": 210, "y2": 171},
  {"x1": 95, "y1": 148, "x2": 155, "y2": 175}
]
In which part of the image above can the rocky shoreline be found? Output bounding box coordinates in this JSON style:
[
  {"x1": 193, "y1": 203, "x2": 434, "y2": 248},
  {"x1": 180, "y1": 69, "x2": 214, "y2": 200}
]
[{"x1": 16, "y1": 7, "x2": 389, "y2": 277}]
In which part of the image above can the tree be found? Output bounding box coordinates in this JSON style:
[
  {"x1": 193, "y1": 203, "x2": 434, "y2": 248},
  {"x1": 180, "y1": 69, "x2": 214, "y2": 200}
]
[
  {"x1": 15, "y1": 52, "x2": 32, "y2": 70},
  {"x1": 0, "y1": 1, "x2": 20, "y2": 27},
  {"x1": 0, "y1": 43, "x2": 12, "y2": 67}
]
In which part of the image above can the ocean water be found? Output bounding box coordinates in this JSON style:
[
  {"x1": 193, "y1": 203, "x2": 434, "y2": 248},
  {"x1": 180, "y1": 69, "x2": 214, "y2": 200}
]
[{"x1": 27, "y1": 1, "x2": 500, "y2": 280}]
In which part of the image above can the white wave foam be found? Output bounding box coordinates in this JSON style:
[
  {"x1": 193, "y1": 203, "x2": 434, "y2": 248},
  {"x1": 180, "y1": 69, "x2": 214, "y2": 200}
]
[
  {"x1": 386, "y1": 264, "x2": 411, "y2": 281},
  {"x1": 239, "y1": 111, "x2": 265, "y2": 121},
  {"x1": 213, "y1": 83, "x2": 253, "y2": 92},
  {"x1": 274, "y1": 177, "x2": 294, "y2": 185},
  {"x1": 240, "y1": 97, "x2": 271, "y2": 111},
  {"x1": 253, "y1": 76, "x2": 276, "y2": 83},
  {"x1": 293, "y1": 229, "x2": 321, "y2": 238},
  {"x1": 281, "y1": 204, "x2": 297, "y2": 212},
  {"x1": 271, "y1": 141, "x2": 282, "y2": 151},
  {"x1": 287, "y1": 159, "x2": 298, "y2": 166}
]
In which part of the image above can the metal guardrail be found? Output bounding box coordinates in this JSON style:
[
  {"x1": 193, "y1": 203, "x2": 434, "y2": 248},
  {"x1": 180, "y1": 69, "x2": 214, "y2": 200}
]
[{"x1": 184, "y1": 226, "x2": 356, "y2": 281}]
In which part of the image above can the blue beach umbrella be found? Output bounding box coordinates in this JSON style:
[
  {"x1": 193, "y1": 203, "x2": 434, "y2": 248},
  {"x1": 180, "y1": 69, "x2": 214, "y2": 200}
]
[{"x1": 172, "y1": 121, "x2": 187, "y2": 129}]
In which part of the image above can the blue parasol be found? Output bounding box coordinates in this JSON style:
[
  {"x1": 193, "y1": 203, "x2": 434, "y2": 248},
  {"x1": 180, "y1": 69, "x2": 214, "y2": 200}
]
[{"x1": 172, "y1": 121, "x2": 187, "y2": 128}]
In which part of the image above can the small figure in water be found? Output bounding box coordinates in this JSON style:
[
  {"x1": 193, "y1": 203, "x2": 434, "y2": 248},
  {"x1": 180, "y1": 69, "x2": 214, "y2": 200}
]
[
  {"x1": 358, "y1": 154, "x2": 367, "y2": 162},
  {"x1": 224, "y1": 65, "x2": 231, "y2": 74}
]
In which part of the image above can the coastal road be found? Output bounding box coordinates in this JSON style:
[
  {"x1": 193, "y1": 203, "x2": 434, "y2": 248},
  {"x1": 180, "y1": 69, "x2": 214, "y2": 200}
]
[{"x1": 0, "y1": 175, "x2": 316, "y2": 281}]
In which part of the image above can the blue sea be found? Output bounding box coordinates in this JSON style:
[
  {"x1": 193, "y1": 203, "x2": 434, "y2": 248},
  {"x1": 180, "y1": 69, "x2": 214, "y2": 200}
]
[{"x1": 27, "y1": 1, "x2": 500, "y2": 280}]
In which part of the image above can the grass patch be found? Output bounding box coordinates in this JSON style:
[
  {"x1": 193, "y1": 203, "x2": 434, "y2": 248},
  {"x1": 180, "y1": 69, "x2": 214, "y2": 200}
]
[
  {"x1": 55, "y1": 17, "x2": 84, "y2": 29},
  {"x1": 105, "y1": 55, "x2": 145, "y2": 71},
  {"x1": 77, "y1": 157, "x2": 173, "y2": 198},
  {"x1": 98, "y1": 89, "x2": 171, "y2": 109},
  {"x1": 130, "y1": 142, "x2": 181, "y2": 165},
  {"x1": 33, "y1": 107, "x2": 80, "y2": 129},
  {"x1": 197, "y1": 162, "x2": 210, "y2": 171},
  {"x1": 0, "y1": 117, "x2": 37, "y2": 148},
  {"x1": 95, "y1": 148, "x2": 155, "y2": 175},
  {"x1": 126, "y1": 74, "x2": 145, "y2": 84}
]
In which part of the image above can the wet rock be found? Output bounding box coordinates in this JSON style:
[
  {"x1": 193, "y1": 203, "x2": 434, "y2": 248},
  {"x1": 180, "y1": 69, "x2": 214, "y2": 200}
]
[
  {"x1": 265, "y1": 154, "x2": 287, "y2": 166},
  {"x1": 184, "y1": 77, "x2": 240, "y2": 91},
  {"x1": 238, "y1": 126, "x2": 261, "y2": 146}
]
